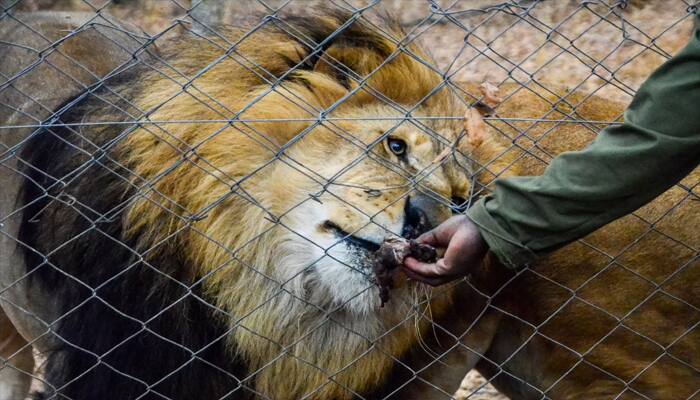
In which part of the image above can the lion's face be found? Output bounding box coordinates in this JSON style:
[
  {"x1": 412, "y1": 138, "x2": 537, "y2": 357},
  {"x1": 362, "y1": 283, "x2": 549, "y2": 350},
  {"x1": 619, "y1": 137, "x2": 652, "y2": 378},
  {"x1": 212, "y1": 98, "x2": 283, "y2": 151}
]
[
  {"x1": 114, "y1": 19, "x2": 484, "y2": 398},
  {"x1": 261, "y1": 104, "x2": 472, "y2": 314}
]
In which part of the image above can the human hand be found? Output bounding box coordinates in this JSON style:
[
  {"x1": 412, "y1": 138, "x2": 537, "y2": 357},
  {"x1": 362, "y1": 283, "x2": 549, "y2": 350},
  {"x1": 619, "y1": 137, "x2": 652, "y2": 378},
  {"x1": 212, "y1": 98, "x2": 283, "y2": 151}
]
[{"x1": 402, "y1": 215, "x2": 488, "y2": 286}]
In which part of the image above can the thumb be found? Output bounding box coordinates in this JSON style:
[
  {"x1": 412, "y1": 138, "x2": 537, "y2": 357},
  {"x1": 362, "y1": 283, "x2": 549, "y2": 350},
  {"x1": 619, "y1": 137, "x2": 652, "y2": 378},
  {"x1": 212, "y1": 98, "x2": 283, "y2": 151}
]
[{"x1": 403, "y1": 257, "x2": 449, "y2": 278}]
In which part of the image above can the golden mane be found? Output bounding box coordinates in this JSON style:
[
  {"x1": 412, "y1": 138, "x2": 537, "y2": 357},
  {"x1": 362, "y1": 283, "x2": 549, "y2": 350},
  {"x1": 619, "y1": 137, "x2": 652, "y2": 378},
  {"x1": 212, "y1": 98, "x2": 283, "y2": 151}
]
[{"x1": 116, "y1": 13, "x2": 460, "y2": 399}]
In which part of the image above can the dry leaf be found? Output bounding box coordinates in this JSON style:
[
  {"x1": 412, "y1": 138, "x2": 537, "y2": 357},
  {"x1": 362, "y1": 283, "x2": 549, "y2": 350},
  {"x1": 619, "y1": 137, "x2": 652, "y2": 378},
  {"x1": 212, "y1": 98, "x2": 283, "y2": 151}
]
[
  {"x1": 433, "y1": 92, "x2": 494, "y2": 164},
  {"x1": 479, "y1": 81, "x2": 502, "y2": 109},
  {"x1": 464, "y1": 107, "x2": 486, "y2": 147}
]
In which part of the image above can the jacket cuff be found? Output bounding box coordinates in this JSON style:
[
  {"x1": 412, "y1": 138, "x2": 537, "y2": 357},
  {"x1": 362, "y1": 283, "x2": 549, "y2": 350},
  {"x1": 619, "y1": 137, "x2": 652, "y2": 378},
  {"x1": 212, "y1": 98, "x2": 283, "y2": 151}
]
[{"x1": 466, "y1": 197, "x2": 537, "y2": 269}]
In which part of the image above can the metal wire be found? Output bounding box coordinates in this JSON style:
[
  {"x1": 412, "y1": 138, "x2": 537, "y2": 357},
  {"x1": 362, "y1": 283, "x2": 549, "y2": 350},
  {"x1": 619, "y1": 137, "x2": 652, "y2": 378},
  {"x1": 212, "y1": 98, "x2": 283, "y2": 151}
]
[{"x1": 1, "y1": 1, "x2": 698, "y2": 399}]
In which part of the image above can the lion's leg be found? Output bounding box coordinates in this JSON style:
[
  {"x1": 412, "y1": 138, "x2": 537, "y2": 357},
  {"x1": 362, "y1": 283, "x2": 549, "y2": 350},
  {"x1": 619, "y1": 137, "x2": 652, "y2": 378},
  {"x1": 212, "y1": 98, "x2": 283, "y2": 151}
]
[{"x1": 0, "y1": 309, "x2": 33, "y2": 400}]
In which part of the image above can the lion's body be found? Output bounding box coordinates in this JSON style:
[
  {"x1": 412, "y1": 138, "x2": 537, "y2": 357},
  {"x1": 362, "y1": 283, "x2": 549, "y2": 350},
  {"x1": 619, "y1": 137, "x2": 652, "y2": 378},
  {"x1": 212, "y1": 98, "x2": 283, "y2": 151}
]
[{"x1": 0, "y1": 10, "x2": 698, "y2": 400}]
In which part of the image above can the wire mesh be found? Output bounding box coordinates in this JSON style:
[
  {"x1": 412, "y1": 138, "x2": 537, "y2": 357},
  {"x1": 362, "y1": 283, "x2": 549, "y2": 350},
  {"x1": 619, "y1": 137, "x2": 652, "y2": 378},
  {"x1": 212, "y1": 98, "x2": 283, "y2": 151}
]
[{"x1": 0, "y1": 1, "x2": 698, "y2": 399}]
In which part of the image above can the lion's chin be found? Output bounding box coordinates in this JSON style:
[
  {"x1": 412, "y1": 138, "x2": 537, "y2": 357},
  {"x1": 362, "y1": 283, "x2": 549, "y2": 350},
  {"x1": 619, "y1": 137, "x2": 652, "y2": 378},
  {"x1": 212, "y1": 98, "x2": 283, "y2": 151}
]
[
  {"x1": 302, "y1": 265, "x2": 415, "y2": 318},
  {"x1": 275, "y1": 229, "x2": 412, "y2": 316}
]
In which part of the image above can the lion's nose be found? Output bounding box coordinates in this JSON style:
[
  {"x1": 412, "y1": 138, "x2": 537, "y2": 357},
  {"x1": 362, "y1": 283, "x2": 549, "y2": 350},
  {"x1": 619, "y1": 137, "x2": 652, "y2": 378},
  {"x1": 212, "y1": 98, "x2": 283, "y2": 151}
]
[{"x1": 401, "y1": 197, "x2": 432, "y2": 239}]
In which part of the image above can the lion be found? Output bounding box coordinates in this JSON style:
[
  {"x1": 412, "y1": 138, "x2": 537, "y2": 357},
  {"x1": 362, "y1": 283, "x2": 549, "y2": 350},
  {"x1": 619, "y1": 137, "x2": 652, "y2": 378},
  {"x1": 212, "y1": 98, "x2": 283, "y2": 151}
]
[{"x1": 0, "y1": 9, "x2": 697, "y2": 400}]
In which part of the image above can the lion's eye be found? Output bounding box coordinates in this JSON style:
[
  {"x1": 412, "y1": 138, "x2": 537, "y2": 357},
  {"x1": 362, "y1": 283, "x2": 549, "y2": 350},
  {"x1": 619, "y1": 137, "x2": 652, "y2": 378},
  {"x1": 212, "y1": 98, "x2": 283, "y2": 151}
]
[{"x1": 387, "y1": 138, "x2": 407, "y2": 156}]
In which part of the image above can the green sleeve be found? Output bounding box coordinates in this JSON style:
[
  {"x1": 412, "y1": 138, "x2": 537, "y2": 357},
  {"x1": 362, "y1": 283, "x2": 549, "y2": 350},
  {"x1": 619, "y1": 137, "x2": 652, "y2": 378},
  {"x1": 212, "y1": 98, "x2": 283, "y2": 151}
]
[{"x1": 467, "y1": 14, "x2": 700, "y2": 269}]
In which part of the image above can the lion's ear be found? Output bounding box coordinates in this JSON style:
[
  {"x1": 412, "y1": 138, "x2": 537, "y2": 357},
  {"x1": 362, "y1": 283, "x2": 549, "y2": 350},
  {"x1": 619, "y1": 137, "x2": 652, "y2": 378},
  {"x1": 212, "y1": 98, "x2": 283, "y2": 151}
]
[
  {"x1": 311, "y1": 51, "x2": 363, "y2": 90},
  {"x1": 282, "y1": 12, "x2": 441, "y2": 106},
  {"x1": 307, "y1": 24, "x2": 396, "y2": 91},
  {"x1": 283, "y1": 12, "x2": 394, "y2": 83},
  {"x1": 309, "y1": 43, "x2": 443, "y2": 107}
]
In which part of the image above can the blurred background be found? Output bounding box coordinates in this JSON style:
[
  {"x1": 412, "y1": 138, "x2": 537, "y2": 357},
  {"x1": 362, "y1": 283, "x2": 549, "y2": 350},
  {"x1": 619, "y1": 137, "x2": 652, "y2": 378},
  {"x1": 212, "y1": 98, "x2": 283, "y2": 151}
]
[{"x1": 2, "y1": 0, "x2": 695, "y2": 107}]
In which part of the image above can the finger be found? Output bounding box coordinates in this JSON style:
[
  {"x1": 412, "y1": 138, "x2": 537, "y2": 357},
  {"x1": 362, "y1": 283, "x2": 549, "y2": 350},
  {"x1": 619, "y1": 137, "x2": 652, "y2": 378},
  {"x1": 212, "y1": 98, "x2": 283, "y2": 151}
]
[
  {"x1": 403, "y1": 257, "x2": 444, "y2": 277},
  {"x1": 403, "y1": 257, "x2": 457, "y2": 280},
  {"x1": 415, "y1": 229, "x2": 440, "y2": 247},
  {"x1": 402, "y1": 268, "x2": 457, "y2": 287}
]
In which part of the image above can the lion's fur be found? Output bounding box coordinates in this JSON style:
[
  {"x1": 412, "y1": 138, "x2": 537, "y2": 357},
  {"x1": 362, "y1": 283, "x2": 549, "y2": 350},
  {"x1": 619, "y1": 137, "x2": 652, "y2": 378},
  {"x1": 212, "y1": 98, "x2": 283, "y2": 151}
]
[
  {"x1": 13, "y1": 11, "x2": 479, "y2": 400},
  {"x1": 3, "y1": 10, "x2": 698, "y2": 400},
  {"x1": 0, "y1": 309, "x2": 33, "y2": 400}
]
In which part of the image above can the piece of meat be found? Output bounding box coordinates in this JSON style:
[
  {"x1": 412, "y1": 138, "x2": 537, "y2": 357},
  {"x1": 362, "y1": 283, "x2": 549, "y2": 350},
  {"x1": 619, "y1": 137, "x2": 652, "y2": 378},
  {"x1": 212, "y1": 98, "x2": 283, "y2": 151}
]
[{"x1": 373, "y1": 238, "x2": 438, "y2": 306}]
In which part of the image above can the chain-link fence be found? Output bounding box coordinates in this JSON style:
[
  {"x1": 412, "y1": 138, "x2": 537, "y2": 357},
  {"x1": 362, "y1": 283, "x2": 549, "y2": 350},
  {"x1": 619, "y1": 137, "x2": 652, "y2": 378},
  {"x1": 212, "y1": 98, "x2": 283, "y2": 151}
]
[{"x1": 0, "y1": 1, "x2": 698, "y2": 399}]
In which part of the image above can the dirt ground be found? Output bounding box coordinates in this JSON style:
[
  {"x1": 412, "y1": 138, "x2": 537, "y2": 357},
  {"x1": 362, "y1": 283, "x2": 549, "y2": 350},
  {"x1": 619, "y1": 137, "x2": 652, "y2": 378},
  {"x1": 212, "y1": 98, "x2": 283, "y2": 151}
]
[{"x1": 3, "y1": 1, "x2": 696, "y2": 399}]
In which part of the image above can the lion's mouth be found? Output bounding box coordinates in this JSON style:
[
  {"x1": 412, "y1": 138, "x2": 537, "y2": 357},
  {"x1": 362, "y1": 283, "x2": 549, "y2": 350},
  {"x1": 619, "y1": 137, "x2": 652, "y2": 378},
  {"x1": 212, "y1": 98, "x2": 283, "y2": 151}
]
[{"x1": 322, "y1": 221, "x2": 381, "y2": 252}]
